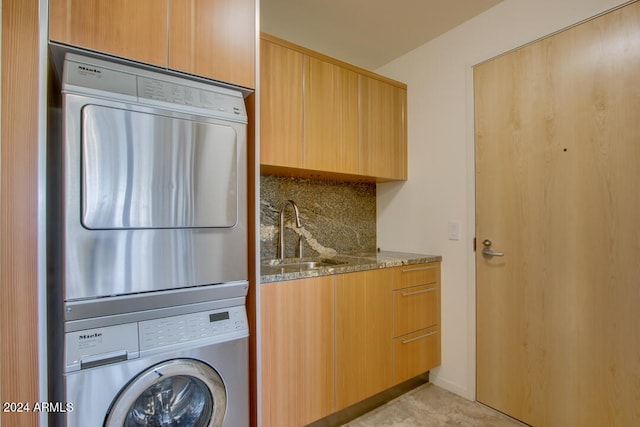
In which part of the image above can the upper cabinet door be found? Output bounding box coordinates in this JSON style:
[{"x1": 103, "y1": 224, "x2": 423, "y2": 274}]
[
  {"x1": 260, "y1": 39, "x2": 304, "y2": 169},
  {"x1": 303, "y1": 57, "x2": 359, "y2": 175},
  {"x1": 359, "y1": 76, "x2": 407, "y2": 180},
  {"x1": 49, "y1": 0, "x2": 169, "y2": 67},
  {"x1": 169, "y1": 0, "x2": 255, "y2": 89},
  {"x1": 259, "y1": 34, "x2": 408, "y2": 181}
]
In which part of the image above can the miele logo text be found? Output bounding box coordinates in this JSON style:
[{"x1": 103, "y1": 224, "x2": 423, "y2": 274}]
[
  {"x1": 79, "y1": 332, "x2": 102, "y2": 340},
  {"x1": 78, "y1": 65, "x2": 101, "y2": 75}
]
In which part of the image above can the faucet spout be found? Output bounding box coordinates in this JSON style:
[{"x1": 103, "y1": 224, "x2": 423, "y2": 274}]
[{"x1": 278, "y1": 200, "x2": 302, "y2": 260}]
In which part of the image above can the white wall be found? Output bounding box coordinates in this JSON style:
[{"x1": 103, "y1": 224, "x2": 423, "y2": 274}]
[{"x1": 375, "y1": 0, "x2": 630, "y2": 400}]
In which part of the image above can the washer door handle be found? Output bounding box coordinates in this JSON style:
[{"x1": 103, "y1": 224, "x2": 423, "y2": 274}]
[{"x1": 80, "y1": 350, "x2": 128, "y2": 370}]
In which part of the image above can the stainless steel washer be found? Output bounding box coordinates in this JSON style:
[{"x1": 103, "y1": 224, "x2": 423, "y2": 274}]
[{"x1": 63, "y1": 299, "x2": 249, "y2": 426}]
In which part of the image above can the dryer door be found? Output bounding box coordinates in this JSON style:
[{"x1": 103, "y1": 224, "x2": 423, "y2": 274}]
[{"x1": 104, "y1": 359, "x2": 226, "y2": 427}]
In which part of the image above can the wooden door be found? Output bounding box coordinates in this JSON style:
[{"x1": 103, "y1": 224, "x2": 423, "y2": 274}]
[
  {"x1": 335, "y1": 269, "x2": 393, "y2": 410},
  {"x1": 359, "y1": 76, "x2": 407, "y2": 180},
  {"x1": 475, "y1": 3, "x2": 640, "y2": 426},
  {"x1": 169, "y1": 0, "x2": 255, "y2": 88},
  {"x1": 303, "y1": 56, "x2": 359, "y2": 175},
  {"x1": 259, "y1": 38, "x2": 304, "y2": 169},
  {"x1": 261, "y1": 277, "x2": 335, "y2": 427},
  {"x1": 49, "y1": 0, "x2": 168, "y2": 67}
]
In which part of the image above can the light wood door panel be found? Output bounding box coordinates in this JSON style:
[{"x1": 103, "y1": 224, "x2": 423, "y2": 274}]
[
  {"x1": 49, "y1": 0, "x2": 168, "y2": 67},
  {"x1": 335, "y1": 270, "x2": 393, "y2": 410},
  {"x1": 359, "y1": 75, "x2": 406, "y2": 179},
  {"x1": 2, "y1": 0, "x2": 41, "y2": 424},
  {"x1": 260, "y1": 277, "x2": 335, "y2": 427},
  {"x1": 169, "y1": 0, "x2": 255, "y2": 88},
  {"x1": 475, "y1": 3, "x2": 640, "y2": 426},
  {"x1": 303, "y1": 56, "x2": 359, "y2": 174},
  {"x1": 259, "y1": 39, "x2": 304, "y2": 168}
]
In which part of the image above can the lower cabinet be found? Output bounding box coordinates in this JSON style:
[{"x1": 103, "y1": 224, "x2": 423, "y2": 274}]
[
  {"x1": 335, "y1": 269, "x2": 393, "y2": 410},
  {"x1": 260, "y1": 262, "x2": 441, "y2": 426},
  {"x1": 392, "y1": 263, "x2": 442, "y2": 384},
  {"x1": 261, "y1": 276, "x2": 335, "y2": 427},
  {"x1": 393, "y1": 326, "x2": 441, "y2": 384}
]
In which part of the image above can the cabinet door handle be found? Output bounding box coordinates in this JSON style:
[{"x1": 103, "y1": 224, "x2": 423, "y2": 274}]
[
  {"x1": 402, "y1": 287, "x2": 437, "y2": 297},
  {"x1": 402, "y1": 330, "x2": 438, "y2": 344},
  {"x1": 401, "y1": 265, "x2": 436, "y2": 273}
]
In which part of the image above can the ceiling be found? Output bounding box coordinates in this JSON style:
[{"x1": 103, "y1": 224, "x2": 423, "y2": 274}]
[{"x1": 261, "y1": 0, "x2": 504, "y2": 70}]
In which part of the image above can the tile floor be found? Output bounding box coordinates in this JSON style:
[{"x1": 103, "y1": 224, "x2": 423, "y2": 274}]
[{"x1": 341, "y1": 383, "x2": 524, "y2": 427}]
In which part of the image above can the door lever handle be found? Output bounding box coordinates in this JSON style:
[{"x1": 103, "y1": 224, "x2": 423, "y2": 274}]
[
  {"x1": 482, "y1": 247, "x2": 504, "y2": 257},
  {"x1": 481, "y1": 239, "x2": 504, "y2": 257}
]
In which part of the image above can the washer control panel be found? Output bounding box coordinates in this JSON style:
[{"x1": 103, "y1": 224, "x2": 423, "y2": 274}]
[
  {"x1": 139, "y1": 305, "x2": 248, "y2": 351},
  {"x1": 65, "y1": 305, "x2": 248, "y2": 372},
  {"x1": 65, "y1": 322, "x2": 139, "y2": 372}
]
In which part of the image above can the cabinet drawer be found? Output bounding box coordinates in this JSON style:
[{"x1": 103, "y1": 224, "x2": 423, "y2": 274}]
[
  {"x1": 393, "y1": 327, "x2": 440, "y2": 384},
  {"x1": 393, "y1": 263, "x2": 439, "y2": 290},
  {"x1": 393, "y1": 284, "x2": 439, "y2": 337}
]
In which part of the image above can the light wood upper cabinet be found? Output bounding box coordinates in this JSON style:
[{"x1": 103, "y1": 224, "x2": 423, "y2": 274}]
[
  {"x1": 261, "y1": 276, "x2": 335, "y2": 427},
  {"x1": 169, "y1": 0, "x2": 255, "y2": 88},
  {"x1": 49, "y1": 0, "x2": 256, "y2": 88},
  {"x1": 360, "y1": 75, "x2": 407, "y2": 180},
  {"x1": 260, "y1": 39, "x2": 304, "y2": 168},
  {"x1": 49, "y1": 0, "x2": 168, "y2": 67},
  {"x1": 304, "y1": 56, "x2": 360, "y2": 175},
  {"x1": 335, "y1": 269, "x2": 393, "y2": 410},
  {"x1": 260, "y1": 33, "x2": 407, "y2": 181}
]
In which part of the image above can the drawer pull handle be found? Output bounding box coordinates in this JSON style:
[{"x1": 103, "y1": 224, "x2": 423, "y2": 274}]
[
  {"x1": 402, "y1": 331, "x2": 438, "y2": 344},
  {"x1": 402, "y1": 265, "x2": 437, "y2": 273},
  {"x1": 402, "y1": 288, "x2": 436, "y2": 297}
]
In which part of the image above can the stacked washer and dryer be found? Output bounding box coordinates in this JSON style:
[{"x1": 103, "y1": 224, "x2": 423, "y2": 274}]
[{"x1": 48, "y1": 53, "x2": 250, "y2": 427}]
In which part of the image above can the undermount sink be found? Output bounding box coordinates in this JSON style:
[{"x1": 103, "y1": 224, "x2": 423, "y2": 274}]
[{"x1": 262, "y1": 257, "x2": 348, "y2": 272}]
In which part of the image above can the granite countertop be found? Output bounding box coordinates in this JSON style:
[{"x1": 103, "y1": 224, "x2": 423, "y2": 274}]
[{"x1": 260, "y1": 250, "x2": 442, "y2": 284}]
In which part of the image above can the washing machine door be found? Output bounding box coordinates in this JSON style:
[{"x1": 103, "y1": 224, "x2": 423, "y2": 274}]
[{"x1": 104, "y1": 359, "x2": 226, "y2": 427}]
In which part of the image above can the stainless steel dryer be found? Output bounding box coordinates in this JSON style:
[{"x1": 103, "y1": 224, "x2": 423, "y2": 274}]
[
  {"x1": 63, "y1": 297, "x2": 249, "y2": 426},
  {"x1": 55, "y1": 53, "x2": 248, "y2": 304}
]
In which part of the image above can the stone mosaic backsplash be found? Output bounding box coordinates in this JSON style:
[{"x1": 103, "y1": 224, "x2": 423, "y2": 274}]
[{"x1": 260, "y1": 175, "x2": 376, "y2": 260}]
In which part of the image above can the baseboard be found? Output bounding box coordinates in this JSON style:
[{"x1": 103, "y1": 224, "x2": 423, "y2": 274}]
[
  {"x1": 306, "y1": 373, "x2": 430, "y2": 427},
  {"x1": 429, "y1": 373, "x2": 474, "y2": 401}
]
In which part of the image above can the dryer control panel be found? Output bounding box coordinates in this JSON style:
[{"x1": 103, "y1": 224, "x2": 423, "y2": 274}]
[{"x1": 65, "y1": 305, "x2": 248, "y2": 372}]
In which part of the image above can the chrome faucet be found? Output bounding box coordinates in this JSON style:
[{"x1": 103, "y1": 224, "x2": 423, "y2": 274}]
[{"x1": 277, "y1": 200, "x2": 302, "y2": 260}]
